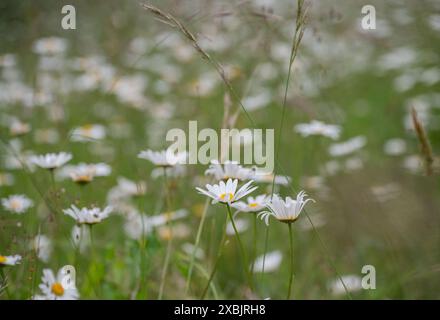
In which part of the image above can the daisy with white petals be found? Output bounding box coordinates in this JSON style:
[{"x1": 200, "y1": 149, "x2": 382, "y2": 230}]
[
  {"x1": 63, "y1": 205, "x2": 112, "y2": 225},
  {"x1": 258, "y1": 191, "x2": 314, "y2": 300},
  {"x1": 205, "y1": 160, "x2": 255, "y2": 181},
  {"x1": 33, "y1": 267, "x2": 79, "y2": 300},
  {"x1": 294, "y1": 120, "x2": 341, "y2": 140},
  {"x1": 196, "y1": 178, "x2": 257, "y2": 204},
  {"x1": 30, "y1": 152, "x2": 72, "y2": 170},
  {"x1": 258, "y1": 192, "x2": 314, "y2": 225},
  {"x1": 138, "y1": 149, "x2": 187, "y2": 167},
  {"x1": 2, "y1": 194, "x2": 33, "y2": 214},
  {"x1": 196, "y1": 178, "x2": 257, "y2": 295},
  {"x1": 232, "y1": 194, "x2": 268, "y2": 213},
  {"x1": 0, "y1": 254, "x2": 21, "y2": 266}
]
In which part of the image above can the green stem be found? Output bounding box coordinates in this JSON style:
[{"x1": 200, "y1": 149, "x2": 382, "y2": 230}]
[
  {"x1": 185, "y1": 198, "x2": 209, "y2": 294},
  {"x1": 287, "y1": 223, "x2": 294, "y2": 300},
  {"x1": 158, "y1": 167, "x2": 173, "y2": 300},
  {"x1": 226, "y1": 204, "x2": 253, "y2": 291},
  {"x1": 201, "y1": 211, "x2": 228, "y2": 299},
  {"x1": 251, "y1": 213, "x2": 257, "y2": 276}
]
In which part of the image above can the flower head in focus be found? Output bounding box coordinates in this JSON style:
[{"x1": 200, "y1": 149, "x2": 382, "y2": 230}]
[{"x1": 196, "y1": 178, "x2": 257, "y2": 204}]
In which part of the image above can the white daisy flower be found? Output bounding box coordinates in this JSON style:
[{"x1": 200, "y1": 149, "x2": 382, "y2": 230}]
[
  {"x1": 384, "y1": 138, "x2": 407, "y2": 156},
  {"x1": 70, "y1": 124, "x2": 106, "y2": 142},
  {"x1": 196, "y1": 178, "x2": 257, "y2": 204},
  {"x1": 252, "y1": 250, "x2": 282, "y2": 273},
  {"x1": 226, "y1": 218, "x2": 249, "y2": 235},
  {"x1": 138, "y1": 149, "x2": 187, "y2": 167},
  {"x1": 34, "y1": 267, "x2": 79, "y2": 300},
  {"x1": 328, "y1": 136, "x2": 366, "y2": 157},
  {"x1": 10, "y1": 119, "x2": 31, "y2": 136},
  {"x1": 1, "y1": 194, "x2": 33, "y2": 214},
  {"x1": 63, "y1": 205, "x2": 112, "y2": 225},
  {"x1": 33, "y1": 37, "x2": 68, "y2": 55},
  {"x1": 205, "y1": 160, "x2": 255, "y2": 181},
  {"x1": 253, "y1": 171, "x2": 291, "y2": 186},
  {"x1": 231, "y1": 194, "x2": 268, "y2": 212},
  {"x1": 258, "y1": 192, "x2": 314, "y2": 225},
  {"x1": 58, "y1": 163, "x2": 111, "y2": 184},
  {"x1": 0, "y1": 254, "x2": 22, "y2": 266},
  {"x1": 294, "y1": 120, "x2": 341, "y2": 140},
  {"x1": 107, "y1": 177, "x2": 147, "y2": 206},
  {"x1": 30, "y1": 152, "x2": 72, "y2": 170},
  {"x1": 328, "y1": 275, "x2": 362, "y2": 296}
]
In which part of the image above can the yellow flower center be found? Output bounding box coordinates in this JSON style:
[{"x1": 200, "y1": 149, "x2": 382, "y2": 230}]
[
  {"x1": 10, "y1": 200, "x2": 21, "y2": 210},
  {"x1": 51, "y1": 282, "x2": 65, "y2": 296},
  {"x1": 81, "y1": 124, "x2": 94, "y2": 136},
  {"x1": 73, "y1": 174, "x2": 93, "y2": 183},
  {"x1": 219, "y1": 193, "x2": 234, "y2": 202},
  {"x1": 248, "y1": 203, "x2": 258, "y2": 208},
  {"x1": 0, "y1": 256, "x2": 6, "y2": 264}
]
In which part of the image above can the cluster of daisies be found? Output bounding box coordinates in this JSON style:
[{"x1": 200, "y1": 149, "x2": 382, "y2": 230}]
[{"x1": 1, "y1": 151, "x2": 114, "y2": 300}]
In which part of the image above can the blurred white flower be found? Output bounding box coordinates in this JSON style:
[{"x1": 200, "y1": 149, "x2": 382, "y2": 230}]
[
  {"x1": 0, "y1": 254, "x2": 21, "y2": 266},
  {"x1": 258, "y1": 192, "x2": 314, "y2": 225},
  {"x1": 196, "y1": 178, "x2": 257, "y2": 204},
  {"x1": 226, "y1": 218, "x2": 249, "y2": 235},
  {"x1": 58, "y1": 163, "x2": 111, "y2": 184},
  {"x1": 402, "y1": 154, "x2": 422, "y2": 174},
  {"x1": 328, "y1": 275, "x2": 362, "y2": 296},
  {"x1": 71, "y1": 124, "x2": 106, "y2": 142},
  {"x1": 205, "y1": 160, "x2": 255, "y2": 181},
  {"x1": 63, "y1": 205, "x2": 112, "y2": 225},
  {"x1": 384, "y1": 138, "x2": 407, "y2": 156},
  {"x1": 295, "y1": 120, "x2": 341, "y2": 140},
  {"x1": 9, "y1": 118, "x2": 31, "y2": 136},
  {"x1": 328, "y1": 136, "x2": 366, "y2": 157},
  {"x1": 252, "y1": 251, "x2": 282, "y2": 273},
  {"x1": 2, "y1": 194, "x2": 33, "y2": 214},
  {"x1": 30, "y1": 152, "x2": 72, "y2": 170},
  {"x1": 138, "y1": 149, "x2": 187, "y2": 167},
  {"x1": 181, "y1": 243, "x2": 205, "y2": 260},
  {"x1": 33, "y1": 37, "x2": 68, "y2": 55}
]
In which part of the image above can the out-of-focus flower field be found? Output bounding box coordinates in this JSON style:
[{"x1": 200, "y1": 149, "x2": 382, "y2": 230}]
[{"x1": 1, "y1": 0, "x2": 440, "y2": 299}]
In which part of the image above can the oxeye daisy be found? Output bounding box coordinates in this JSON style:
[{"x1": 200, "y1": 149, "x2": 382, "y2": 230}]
[
  {"x1": 197, "y1": 178, "x2": 257, "y2": 295},
  {"x1": 258, "y1": 192, "x2": 314, "y2": 226},
  {"x1": 63, "y1": 205, "x2": 112, "y2": 225},
  {"x1": 258, "y1": 191, "x2": 314, "y2": 299},
  {"x1": 205, "y1": 160, "x2": 255, "y2": 181},
  {"x1": 196, "y1": 178, "x2": 257, "y2": 204},
  {"x1": 70, "y1": 124, "x2": 106, "y2": 142},
  {"x1": 59, "y1": 163, "x2": 111, "y2": 184},
  {"x1": 33, "y1": 267, "x2": 79, "y2": 300},
  {"x1": 0, "y1": 254, "x2": 21, "y2": 266},
  {"x1": 138, "y1": 149, "x2": 187, "y2": 167},
  {"x1": 294, "y1": 120, "x2": 341, "y2": 140},
  {"x1": 30, "y1": 152, "x2": 72, "y2": 170},
  {"x1": 231, "y1": 194, "x2": 268, "y2": 213},
  {"x1": 1, "y1": 194, "x2": 33, "y2": 214}
]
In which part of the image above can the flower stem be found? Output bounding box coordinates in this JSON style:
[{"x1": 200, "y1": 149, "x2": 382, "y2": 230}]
[
  {"x1": 251, "y1": 213, "x2": 257, "y2": 276},
  {"x1": 185, "y1": 197, "x2": 209, "y2": 294},
  {"x1": 158, "y1": 167, "x2": 173, "y2": 300},
  {"x1": 287, "y1": 223, "x2": 294, "y2": 299},
  {"x1": 201, "y1": 212, "x2": 228, "y2": 299},
  {"x1": 226, "y1": 203, "x2": 254, "y2": 292}
]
